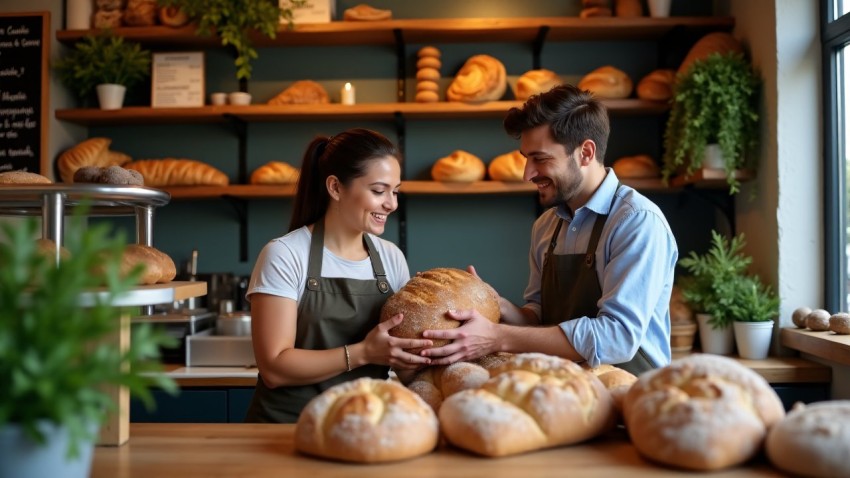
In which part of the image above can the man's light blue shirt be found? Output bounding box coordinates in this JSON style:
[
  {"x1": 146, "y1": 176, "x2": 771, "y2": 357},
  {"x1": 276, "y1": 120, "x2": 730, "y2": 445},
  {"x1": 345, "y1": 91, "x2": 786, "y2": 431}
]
[{"x1": 523, "y1": 169, "x2": 678, "y2": 368}]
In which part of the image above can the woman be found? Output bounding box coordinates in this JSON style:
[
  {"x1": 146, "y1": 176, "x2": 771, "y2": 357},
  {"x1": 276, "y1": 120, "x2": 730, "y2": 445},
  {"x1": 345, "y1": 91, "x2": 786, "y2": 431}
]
[{"x1": 244, "y1": 128, "x2": 431, "y2": 423}]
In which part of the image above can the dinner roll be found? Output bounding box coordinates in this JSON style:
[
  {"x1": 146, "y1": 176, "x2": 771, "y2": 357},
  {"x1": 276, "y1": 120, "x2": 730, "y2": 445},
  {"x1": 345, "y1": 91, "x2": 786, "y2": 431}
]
[
  {"x1": 805, "y1": 309, "x2": 831, "y2": 331},
  {"x1": 515, "y1": 69, "x2": 562, "y2": 101},
  {"x1": 488, "y1": 150, "x2": 526, "y2": 182},
  {"x1": 830, "y1": 312, "x2": 850, "y2": 334},
  {"x1": 636, "y1": 69, "x2": 675, "y2": 101},
  {"x1": 766, "y1": 401, "x2": 850, "y2": 478},
  {"x1": 431, "y1": 150, "x2": 486, "y2": 182},
  {"x1": 612, "y1": 155, "x2": 660, "y2": 179},
  {"x1": 791, "y1": 306, "x2": 812, "y2": 328}
]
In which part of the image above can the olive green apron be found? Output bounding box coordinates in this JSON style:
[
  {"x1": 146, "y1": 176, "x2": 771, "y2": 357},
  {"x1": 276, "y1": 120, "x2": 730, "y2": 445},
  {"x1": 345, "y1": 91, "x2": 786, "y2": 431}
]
[
  {"x1": 244, "y1": 219, "x2": 393, "y2": 423},
  {"x1": 541, "y1": 184, "x2": 655, "y2": 376}
]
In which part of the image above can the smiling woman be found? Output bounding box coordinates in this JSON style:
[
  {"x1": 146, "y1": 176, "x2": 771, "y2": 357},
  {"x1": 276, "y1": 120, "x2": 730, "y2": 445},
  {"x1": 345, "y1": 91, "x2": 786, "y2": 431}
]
[{"x1": 243, "y1": 128, "x2": 431, "y2": 424}]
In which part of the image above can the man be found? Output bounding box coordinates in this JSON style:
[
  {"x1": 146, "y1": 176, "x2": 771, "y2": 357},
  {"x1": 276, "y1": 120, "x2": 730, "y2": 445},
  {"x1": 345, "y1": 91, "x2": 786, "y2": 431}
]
[{"x1": 421, "y1": 84, "x2": 678, "y2": 374}]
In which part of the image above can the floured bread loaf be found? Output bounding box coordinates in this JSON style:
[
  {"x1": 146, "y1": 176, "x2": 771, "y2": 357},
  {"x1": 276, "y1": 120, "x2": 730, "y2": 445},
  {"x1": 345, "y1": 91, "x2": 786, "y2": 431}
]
[
  {"x1": 623, "y1": 354, "x2": 785, "y2": 471},
  {"x1": 488, "y1": 150, "x2": 526, "y2": 182},
  {"x1": 612, "y1": 154, "x2": 660, "y2": 179},
  {"x1": 471, "y1": 352, "x2": 514, "y2": 371},
  {"x1": 407, "y1": 361, "x2": 490, "y2": 412},
  {"x1": 295, "y1": 378, "x2": 438, "y2": 463},
  {"x1": 57, "y1": 138, "x2": 132, "y2": 183},
  {"x1": 515, "y1": 69, "x2": 562, "y2": 101},
  {"x1": 125, "y1": 159, "x2": 229, "y2": 187},
  {"x1": 250, "y1": 161, "x2": 299, "y2": 185},
  {"x1": 120, "y1": 244, "x2": 177, "y2": 285},
  {"x1": 678, "y1": 32, "x2": 744, "y2": 75},
  {"x1": 379, "y1": 267, "x2": 500, "y2": 353},
  {"x1": 446, "y1": 54, "x2": 507, "y2": 103},
  {"x1": 584, "y1": 364, "x2": 637, "y2": 417},
  {"x1": 636, "y1": 69, "x2": 675, "y2": 101},
  {"x1": 431, "y1": 150, "x2": 486, "y2": 182},
  {"x1": 578, "y1": 66, "x2": 633, "y2": 99},
  {"x1": 343, "y1": 3, "x2": 392, "y2": 21},
  {"x1": 766, "y1": 401, "x2": 850, "y2": 478},
  {"x1": 0, "y1": 170, "x2": 52, "y2": 184},
  {"x1": 439, "y1": 353, "x2": 615, "y2": 457},
  {"x1": 267, "y1": 80, "x2": 329, "y2": 105}
]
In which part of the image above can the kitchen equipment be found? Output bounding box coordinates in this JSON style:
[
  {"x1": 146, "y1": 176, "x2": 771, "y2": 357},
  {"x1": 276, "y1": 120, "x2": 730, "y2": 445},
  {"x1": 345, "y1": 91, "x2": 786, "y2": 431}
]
[
  {"x1": 216, "y1": 310, "x2": 252, "y2": 337},
  {"x1": 132, "y1": 310, "x2": 215, "y2": 364},
  {"x1": 186, "y1": 329, "x2": 255, "y2": 367}
]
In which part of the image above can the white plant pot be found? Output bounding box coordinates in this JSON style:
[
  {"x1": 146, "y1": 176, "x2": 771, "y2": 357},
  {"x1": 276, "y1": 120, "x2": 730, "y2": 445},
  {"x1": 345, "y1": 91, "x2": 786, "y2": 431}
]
[
  {"x1": 96, "y1": 84, "x2": 126, "y2": 111},
  {"x1": 0, "y1": 421, "x2": 95, "y2": 478},
  {"x1": 66, "y1": 0, "x2": 93, "y2": 29},
  {"x1": 733, "y1": 321, "x2": 774, "y2": 359},
  {"x1": 647, "y1": 0, "x2": 672, "y2": 18},
  {"x1": 702, "y1": 143, "x2": 726, "y2": 170},
  {"x1": 696, "y1": 313, "x2": 735, "y2": 355}
]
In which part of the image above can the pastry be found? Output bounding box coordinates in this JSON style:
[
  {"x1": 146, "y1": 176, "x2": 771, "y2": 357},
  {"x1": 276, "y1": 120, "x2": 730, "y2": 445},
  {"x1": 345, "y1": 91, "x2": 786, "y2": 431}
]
[
  {"x1": 267, "y1": 80, "x2": 329, "y2": 105},
  {"x1": 515, "y1": 69, "x2": 562, "y2": 101},
  {"x1": 250, "y1": 161, "x2": 300, "y2": 185},
  {"x1": 487, "y1": 150, "x2": 527, "y2": 182},
  {"x1": 446, "y1": 54, "x2": 507, "y2": 103},
  {"x1": 57, "y1": 138, "x2": 132, "y2": 183},
  {"x1": 343, "y1": 4, "x2": 392, "y2": 22},
  {"x1": 678, "y1": 32, "x2": 744, "y2": 75},
  {"x1": 0, "y1": 170, "x2": 52, "y2": 184},
  {"x1": 636, "y1": 69, "x2": 675, "y2": 101},
  {"x1": 612, "y1": 154, "x2": 660, "y2": 178},
  {"x1": 124, "y1": 158, "x2": 229, "y2": 187},
  {"x1": 578, "y1": 66, "x2": 633, "y2": 99},
  {"x1": 415, "y1": 90, "x2": 439, "y2": 103},
  {"x1": 416, "y1": 46, "x2": 442, "y2": 103},
  {"x1": 431, "y1": 150, "x2": 486, "y2": 182},
  {"x1": 416, "y1": 57, "x2": 441, "y2": 70}
]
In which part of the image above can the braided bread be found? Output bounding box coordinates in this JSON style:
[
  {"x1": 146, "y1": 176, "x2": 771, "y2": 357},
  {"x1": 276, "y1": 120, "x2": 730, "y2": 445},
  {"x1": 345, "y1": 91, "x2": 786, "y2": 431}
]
[
  {"x1": 295, "y1": 378, "x2": 438, "y2": 463},
  {"x1": 439, "y1": 353, "x2": 615, "y2": 457},
  {"x1": 446, "y1": 54, "x2": 507, "y2": 103},
  {"x1": 124, "y1": 159, "x2": 229, "y2": 187},
  {"x1": 431, "y1": 150, "x2": 486, "y2": 182}
]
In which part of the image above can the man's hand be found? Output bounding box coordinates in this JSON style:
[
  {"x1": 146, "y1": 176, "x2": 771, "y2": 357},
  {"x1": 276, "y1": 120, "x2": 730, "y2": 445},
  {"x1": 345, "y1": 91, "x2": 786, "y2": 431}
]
[{"x1": 420, "y1": 309, "x2": 500, "y2": 365}]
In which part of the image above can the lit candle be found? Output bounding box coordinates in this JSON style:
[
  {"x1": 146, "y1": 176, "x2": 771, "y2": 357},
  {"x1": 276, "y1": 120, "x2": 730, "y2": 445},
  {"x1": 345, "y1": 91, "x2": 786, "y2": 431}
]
[{"x1": 341, "y1": 82, "x2": 356, "y2": 105}]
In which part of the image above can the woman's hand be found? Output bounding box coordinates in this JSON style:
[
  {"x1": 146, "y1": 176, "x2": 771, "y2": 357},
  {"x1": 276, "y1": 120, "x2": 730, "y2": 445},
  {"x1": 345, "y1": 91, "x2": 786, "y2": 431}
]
[
  {"x1": 419, "y1": 309, "x2": 501, "y2": 365},
  {"x1": 359, "y1": 313, "x2": 433, "y2": 370}
]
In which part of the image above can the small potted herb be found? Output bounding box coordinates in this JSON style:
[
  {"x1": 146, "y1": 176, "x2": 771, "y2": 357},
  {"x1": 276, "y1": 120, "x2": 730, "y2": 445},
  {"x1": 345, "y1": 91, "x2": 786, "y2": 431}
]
[{"x1": 727, "y1": 275, "x2": 780, "y2": 359}]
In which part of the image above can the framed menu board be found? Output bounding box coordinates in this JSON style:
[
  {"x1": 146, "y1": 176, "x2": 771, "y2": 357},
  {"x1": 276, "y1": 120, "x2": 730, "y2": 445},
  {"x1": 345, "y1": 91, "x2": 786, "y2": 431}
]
[{"x1": 0, "y1": 12, "x2": 49, "y2": 175}]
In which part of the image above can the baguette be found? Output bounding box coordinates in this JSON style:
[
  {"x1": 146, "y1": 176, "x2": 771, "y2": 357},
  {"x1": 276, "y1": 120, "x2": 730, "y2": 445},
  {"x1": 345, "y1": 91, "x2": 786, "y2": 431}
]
[{"x1": 124, "y1": 159, "x2": 229, "y2": 187}]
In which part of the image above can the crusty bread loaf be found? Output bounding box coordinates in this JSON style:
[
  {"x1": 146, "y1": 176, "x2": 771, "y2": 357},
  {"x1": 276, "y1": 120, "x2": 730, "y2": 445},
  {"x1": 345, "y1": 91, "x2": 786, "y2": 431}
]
[
  {"x1": 515, "y1": 69, "x2": 562, "y2": 101},
  {"x1": 578, "y1": 66, "x2": 633, "y2": 99},
  {"x1": 446, "y1": 54, "x2": 507, "y2": 103},
  {"x1": 829, "y1": 312, "x2": 850, "y2": 334},
  {"x1": 678, "y1": 32, "x2": 744, "y2": 75},
  {"x1": 612, "y1": 154, "x2": 660, "y2": 179},
  {"x1": 267, "y1": 80, "x2": 329, "y2": 105},
  {"x1": 125, "y1": 159, "x2": 229, "y2": 187},
  {"x1": 805, "y1": 308, "x2": 831, "y2": 331},
  {"x1": 73, "y1": 165, "x2": 144, "y2": 185},
  {"x1": 431, "y1": 150, "x2": 486, "y2": 182},
  {"x1": 380, "y1": 267, "x2": 500, "y2": 353},
  {"x1": 623, "y1": 354, "x2": 785, "y2": 471},
  {"x1": 439, "y1": 353, "x2": 615, "y2": 457},
  {"x1": 0, "y1": 170, "x2": 52, "y2": 184},
  {"x1": 487, "y1": 150, "x2": 527, "y2": 182},
  {"x1": 121, "y1": 244, "x2": 176, "y2": 285},
  {"x1": 471, "y1": 352, "x2": 514, "y2": 371},
  {"x1": 636, "y1": 69, "x2": 675, "y2": 101},
  {"x1": 295, "y1": 378, "x2": 438, "y2": 463},
  {"x1": 766, "y1": 401, "x2": 850, "y2": 478},
  {"x1": 343, "y1": 3, "x2": 392, "y2": 21},
  {"x1": 407, "y1": 361, "x2": 490, "y2": 412},
  {"x1": 584, "y1": 364, "x2": 637, "y2": 416},
  {"x1": 250, "y1": 161, "x2": 300, "y2": 185},
  {"x1": 57, "y1": 137, "x2": 132, "y2": 183}
]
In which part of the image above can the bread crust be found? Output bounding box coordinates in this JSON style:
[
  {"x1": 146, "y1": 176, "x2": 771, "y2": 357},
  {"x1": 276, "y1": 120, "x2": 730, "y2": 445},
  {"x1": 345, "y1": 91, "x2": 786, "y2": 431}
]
[
  {"x1": 407, "y1": 362, "x2": 490, "y2": 412},
  {"x1": 250, "y1": 161, "x2": 300, "y2": 185},
  {"x1": 678, "y1": 32, "x2": 744, "y2": 75},
  {"x1": 636, "y1": 69, "x2": 675, "y2": 101},
  {"x1": 515, "y1": 69, "x2": 562, "y2": 101},
  {"x1": 578, "y1": 65, "x2": 633, "y2": 99},
  {"x1": 58, "y1": 138, "x2": 131, "y2": 183},
  {"x1": 488, "y1": 150, "x2": 527, "y2": 182},
  {"x1": 766, "y1": 401, "x2": 850, "y2": 478},
  {"x1": 431, "y1": 150, "x2": 486, "y2": 182},
  {"x1": 343, "y1": 3, "x2": 392, "y2": 21},
  {"x1": 612, "y1": 154, "x2": 660, "y2": 179},
  {"x1": 0, "y1": 171, "x2": 52, "y2": 184},
  {"x1": 267, "y1": 80, "x2": 329, "y2": 105},
  {"x1": 446, "y1": 54, "x2": 507, "y2": 103},
  {"x1": 124, "y1": 159, "x2": 229, "y2": 187}
]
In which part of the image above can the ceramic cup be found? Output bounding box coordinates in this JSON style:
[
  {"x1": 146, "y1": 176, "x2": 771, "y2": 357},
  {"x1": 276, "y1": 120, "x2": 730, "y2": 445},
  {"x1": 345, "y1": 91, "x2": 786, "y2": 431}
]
[
  {"x1": 228, "y1": 92, "x2": 252, "y2": 106},
  {"x1": 210, "y1": 92, "x2": 227, "y2": 106}
]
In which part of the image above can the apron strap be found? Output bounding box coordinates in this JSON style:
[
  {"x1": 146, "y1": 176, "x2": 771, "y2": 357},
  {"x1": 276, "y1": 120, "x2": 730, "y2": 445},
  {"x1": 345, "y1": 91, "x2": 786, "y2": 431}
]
[
  {"x1": 584, "y1": 183, "x2": 621, "y2": 269},
  {"x1": 306, "y1": 218, "x2": 326, "y2": 291},
  {"x1": 363, "y1": 234, "x2": 391, "y2": 294}
]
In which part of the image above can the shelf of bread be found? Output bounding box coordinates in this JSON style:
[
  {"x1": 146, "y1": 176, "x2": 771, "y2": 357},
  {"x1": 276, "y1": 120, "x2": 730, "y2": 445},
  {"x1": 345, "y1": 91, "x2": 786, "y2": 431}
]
[
  {"x1": 55, "y1": 99, "x2": 668, "y2": 126},
  {"x1": 669, "y1": 168, "x2": 755, "y2": 188},
  {"x1": 56, "y1": 16, "x2": 734, "y2": 47}
]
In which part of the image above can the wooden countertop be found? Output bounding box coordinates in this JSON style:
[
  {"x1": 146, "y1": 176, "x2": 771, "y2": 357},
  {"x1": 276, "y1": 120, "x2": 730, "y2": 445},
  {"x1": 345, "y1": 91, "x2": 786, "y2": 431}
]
[
  {"x1": 91, "y1": 423, "x2": 781, "y2": 477},
  {"x1": 781, "y1": 327, "x2": 850, "y2": 366}
]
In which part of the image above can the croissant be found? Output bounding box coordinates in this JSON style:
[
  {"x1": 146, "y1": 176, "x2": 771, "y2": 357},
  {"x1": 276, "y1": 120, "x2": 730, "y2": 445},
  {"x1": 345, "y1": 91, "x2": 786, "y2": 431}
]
[
  {"x1": 124, "y1": 159, "x2": 229, "y2": 187},
  {"x1": 431, "y1": 150, "x2": 486, "y2": 182},
  {"x1": 446, "y1": 54, "x2": 507, "y2": 103},
  {"x1": 250, "y1": 161, "x2": 300, "y2": 185},
  {"x1": 57, "y1": 137, "x2": 132, "y2": 183}
]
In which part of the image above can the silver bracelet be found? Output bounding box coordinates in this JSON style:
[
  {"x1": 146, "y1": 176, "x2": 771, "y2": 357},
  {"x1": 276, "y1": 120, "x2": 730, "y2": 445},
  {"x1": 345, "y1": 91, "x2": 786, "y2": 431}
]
[{"x1": 343, "y1": 344, "x2": 351, "y2": 372}]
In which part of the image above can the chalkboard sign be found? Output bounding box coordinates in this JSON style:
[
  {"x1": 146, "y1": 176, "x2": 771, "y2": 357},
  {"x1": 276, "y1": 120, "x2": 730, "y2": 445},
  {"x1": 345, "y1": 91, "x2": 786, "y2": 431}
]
[{"x1": 0, "y1": 12, "x2": 49, "y2": 175}]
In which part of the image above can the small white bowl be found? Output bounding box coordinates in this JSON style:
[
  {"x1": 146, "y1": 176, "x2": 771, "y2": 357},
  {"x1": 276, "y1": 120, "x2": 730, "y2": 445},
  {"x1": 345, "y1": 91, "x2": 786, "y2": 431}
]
[
  {"x1": 210, "y1": 92, "x2": 227, "y2": 106},
  {"x1": 228, "y1": 92, "x2": 252, "y2": 106}
]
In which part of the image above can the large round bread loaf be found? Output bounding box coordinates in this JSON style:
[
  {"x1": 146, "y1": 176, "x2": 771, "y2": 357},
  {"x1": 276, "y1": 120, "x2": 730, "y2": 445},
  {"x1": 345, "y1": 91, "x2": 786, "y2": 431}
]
[
  {"x1": 295, "y1": 377, "x2": 438, "y2": 463},
  {"x1": 678, "y1": 32, "x2": 744, "y2": 75},
  {"x1": 623, "y1": 354, "x2": 785, "y2": 471},
  {"x1": 439, "y1": 353, "x2": 615, "y2": 457},
  {"x1": 0, "y1": 170, "x2": 52, "y2": 184},
  {"x1": 766, "y1": 401, "x2": 850, "y2": 478},
  {"x1": 380, "y1": 268, "x2": 500, "y2": 352}
]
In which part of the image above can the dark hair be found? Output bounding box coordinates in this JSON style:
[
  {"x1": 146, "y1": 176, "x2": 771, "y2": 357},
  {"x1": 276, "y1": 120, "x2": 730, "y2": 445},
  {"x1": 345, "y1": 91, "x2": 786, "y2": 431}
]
[
  {"x1": 289, "y1": 128, "x2": 400, "y2": 232},
  {"x1": 503, "y1": 84, "x2": 610, "y2": 163}
]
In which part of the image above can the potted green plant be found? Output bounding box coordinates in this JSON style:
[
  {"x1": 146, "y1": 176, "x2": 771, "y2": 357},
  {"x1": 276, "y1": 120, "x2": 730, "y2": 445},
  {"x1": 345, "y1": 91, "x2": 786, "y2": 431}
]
[
  {"x1": 55, "y1": 32, "x2": 151, "y2": 110},
  {"x1": 0, "y1": 214, "x2": 176, "y2": 478},
  {"x1": 727, "y1": 275, "x2": 780, "y2": 359},
  {"x1": 661, "y1": 51, "x2": 761, "y2": 194},
  {"x1": 678, "y1": 230, "x2": 752, "y2": 354},
  {"x1": 157, "y1": 0, "x2": 307, "y2": 81}
]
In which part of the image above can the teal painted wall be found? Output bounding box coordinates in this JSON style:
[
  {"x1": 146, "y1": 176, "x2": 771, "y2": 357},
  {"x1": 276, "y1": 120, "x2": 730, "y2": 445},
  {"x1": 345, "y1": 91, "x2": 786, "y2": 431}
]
[{"x1": 90, "y1": 0, "x2": 722, "y2": 305}]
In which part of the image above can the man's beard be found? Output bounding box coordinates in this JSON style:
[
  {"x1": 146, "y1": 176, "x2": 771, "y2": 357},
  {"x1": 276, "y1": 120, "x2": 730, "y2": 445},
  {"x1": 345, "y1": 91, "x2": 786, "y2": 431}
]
[{"x1": 539, "y1": 153, "x2": 582, "y2": 209}]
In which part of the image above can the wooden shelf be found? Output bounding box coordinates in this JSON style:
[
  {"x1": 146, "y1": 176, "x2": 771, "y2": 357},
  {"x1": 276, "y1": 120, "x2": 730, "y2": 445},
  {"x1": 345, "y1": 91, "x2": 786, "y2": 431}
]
[
  {"x1": 781, "y1": 327, "x2": 850, "y2": 366},
  {"x1": 56, "y1": 16, "x2": 734, "y2": 47},
  {"x1": 669, "y1": 168, "x2": 756, "y2": 188},
  {"x1": 55, "y1": 99, "x2": 669, "y2": 126}
]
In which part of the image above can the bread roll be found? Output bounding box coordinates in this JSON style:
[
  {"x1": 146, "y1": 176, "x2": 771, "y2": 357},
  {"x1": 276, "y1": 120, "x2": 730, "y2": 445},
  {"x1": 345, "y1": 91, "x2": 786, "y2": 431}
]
[
  {"x1": 623, "y1": 354, "x2": 785, "y2": 471},
  {"x1": 446, "y1": 54, "x2": 507, "y2": 103},
  {"x1": 792, "y1": 306, "x2": 812, "y2": 328},
  {"x1": 615, "y1": 0, "x2": 642, "y2": 17},
  {"x1": 418, "y1": 46, "x2": 441, "y2": 59},
  {"x1": 57, "y1": 138, "x2": 132, "y2": 183},
  {"x1": 488, "y1": 150, "x2": 526, "y2": 182},
  {"x1": 0, "y1": 170, "x2": 52, "y2": 184},
  {"x1": 805, "y1": 308, "x2": 831, "y2": 331},
  {"x1": 416, "y1": 57, "x2": 441, "y2": 70},
  {"x1": 431, "y1": 150, "x2": 486, "y2": 182},
  {"x1": 407, "y1": 361, "x2": 490, "y2": 412},
  {"x1": 612, "y1": 154, "x2": 660, "y2": 179},
  {"x1": 379, "y1": 268, "x2": 500, "y2": 353},
  {"x1": 342, "y1": 4, "x2": 392, "y2": 21},
  {"x1": 415, "y1": 67, "x2": 440, "y2": 82},
  {"x1": 415, "y1": 90, "x2": 439, "y2": 103},
  {"x1": 119, "y1": 244, "x2": 176, "y2": 285},
  {"x1": 578, "y1": 66, "x2": 633, "y2": 99},
  {"x1": 636, "y1": 69, "x2": 675, "y2": 101},
  {"x1": 250, "y1": 161, "x2": 299, "y2": 185},
  {"x1": 678, "y1": 32, "x2": 744, "y2": 75},
  {"x1": 158, "y1": 6, "x2": 190, "y2": 27},
  {"x1": 584, "y1": 364, "x2": 637, "y2": 416},
  {"x1": 295, "y1": 378, "x2": 438, "y2": 463},
  {"x1": 439, "y1": 353, "x2": 615, "y2": 457},
  {"x1": 829, "y1": 312, "x2": 850, "y2": 334},
  {"x1": 515, "y1": 69, "x2": 562, "y2": 101},
  {"x1": 125, "y1": 159, "x2": 229, "y2": 187},
  {"x1": 766, "y1": 401, "x2": 850, "y2": 478},
  {"x1": 267, "y1": 80, "x2": 329, "y2": 105},
  {"x1": 74, "y1": 165, "x2": 144, "y2": 186},
  {"x1": 416, "y1": 80, "x2": 439, "y2": 93}
]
